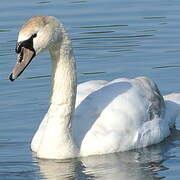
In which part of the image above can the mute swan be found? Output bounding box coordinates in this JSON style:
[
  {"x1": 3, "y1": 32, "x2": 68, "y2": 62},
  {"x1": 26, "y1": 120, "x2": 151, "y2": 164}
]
[{"x1": 9, "y1": 16, "x2": 180, "y2": 159}]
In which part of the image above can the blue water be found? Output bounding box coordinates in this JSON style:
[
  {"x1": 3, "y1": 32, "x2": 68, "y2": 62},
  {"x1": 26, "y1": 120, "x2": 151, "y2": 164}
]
[{"x1": 0, "y1": 0, "x2": 180, "y2": 179}]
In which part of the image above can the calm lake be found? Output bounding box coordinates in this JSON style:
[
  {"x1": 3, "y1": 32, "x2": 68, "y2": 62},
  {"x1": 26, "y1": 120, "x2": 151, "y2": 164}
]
[{"x1": 1, "y1": 0, "x2": 180, "y2": 179}]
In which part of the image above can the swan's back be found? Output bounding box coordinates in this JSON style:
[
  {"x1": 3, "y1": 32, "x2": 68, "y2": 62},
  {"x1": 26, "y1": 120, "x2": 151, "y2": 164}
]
[
  {"x1": 76, "y1": 80, "x2": 108, "y2": 107},
  {"x1": 73, "y1": 77, "x2": 167, "y2": 156}
]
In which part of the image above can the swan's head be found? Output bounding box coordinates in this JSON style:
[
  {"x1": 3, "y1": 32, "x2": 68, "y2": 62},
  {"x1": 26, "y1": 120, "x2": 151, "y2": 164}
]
[{"x1": 9, "y1": 15, "x2": 60, "y2": 81}]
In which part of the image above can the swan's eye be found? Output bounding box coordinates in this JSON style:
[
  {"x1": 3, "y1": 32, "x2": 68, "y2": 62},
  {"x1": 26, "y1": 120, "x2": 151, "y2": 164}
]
[
  {"x1": 32, "y1": 33, "x2": 37, "y2": 38},
  {"x1": 15, "y1": 34, "x2": 36, "y2": 54}
]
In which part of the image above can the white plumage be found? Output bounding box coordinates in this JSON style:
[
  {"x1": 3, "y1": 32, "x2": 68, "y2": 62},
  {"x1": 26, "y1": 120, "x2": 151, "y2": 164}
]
[{"x1": 11, "y1": 16, "x2": 180, "y2": 159}]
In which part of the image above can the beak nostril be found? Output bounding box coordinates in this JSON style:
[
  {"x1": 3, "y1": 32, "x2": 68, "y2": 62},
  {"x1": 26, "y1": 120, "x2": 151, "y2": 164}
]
[{"x1": 18, "y1": 50, "x2": 24, "y2": 63}]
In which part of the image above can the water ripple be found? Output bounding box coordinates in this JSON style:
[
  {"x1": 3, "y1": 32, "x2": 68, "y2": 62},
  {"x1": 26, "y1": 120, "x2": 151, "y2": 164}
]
[
  {"x1": 72, "y1": 34, "x2": 153, "y2": 41},
  {"x1": 73, "y1": 24, "x2": 128, "y2": 29}
]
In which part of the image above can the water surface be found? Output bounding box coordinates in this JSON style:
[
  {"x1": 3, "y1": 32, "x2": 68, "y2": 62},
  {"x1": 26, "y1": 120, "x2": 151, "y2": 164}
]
[{"x1": 1, "y1": 0, "x2": 180, "y2": 179}]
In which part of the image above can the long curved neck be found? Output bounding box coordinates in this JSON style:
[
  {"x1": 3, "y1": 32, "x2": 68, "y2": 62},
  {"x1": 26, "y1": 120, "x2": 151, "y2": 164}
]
[
  {"x1": 49, "y1": 29, "x2": 77, "y2": 128},
  {"x1": 36, "y1": 28, "x2": 78, "y2": 159}
]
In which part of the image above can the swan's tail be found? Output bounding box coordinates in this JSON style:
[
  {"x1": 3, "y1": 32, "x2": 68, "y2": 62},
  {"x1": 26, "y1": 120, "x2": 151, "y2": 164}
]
[{"x1": 164, "y1": 93, "x2": 180, "y2": 129}]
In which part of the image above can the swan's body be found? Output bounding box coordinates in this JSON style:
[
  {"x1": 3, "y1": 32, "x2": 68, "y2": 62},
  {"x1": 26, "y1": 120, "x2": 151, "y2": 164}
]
[{"x1": 9, "y1": 16, "x2": 180, "y2": 159}]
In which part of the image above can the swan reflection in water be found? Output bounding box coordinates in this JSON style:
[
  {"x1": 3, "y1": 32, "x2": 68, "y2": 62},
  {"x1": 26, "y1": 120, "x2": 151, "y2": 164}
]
[{"x1": 36, "y1": 130, "x2": 180, "y2": 180}]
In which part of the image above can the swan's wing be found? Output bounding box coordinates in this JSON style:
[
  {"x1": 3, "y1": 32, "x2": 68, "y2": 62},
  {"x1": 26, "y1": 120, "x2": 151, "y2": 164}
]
[
  {"x1": 76, "y1": 80, "x2": 108, "y2": 107},
  {"x1": 73, "y1": 77, "x2": 168, "y2": 155}
]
